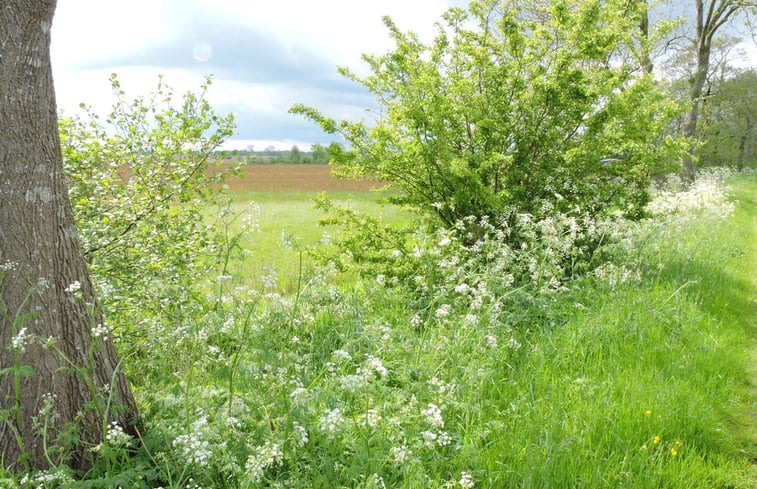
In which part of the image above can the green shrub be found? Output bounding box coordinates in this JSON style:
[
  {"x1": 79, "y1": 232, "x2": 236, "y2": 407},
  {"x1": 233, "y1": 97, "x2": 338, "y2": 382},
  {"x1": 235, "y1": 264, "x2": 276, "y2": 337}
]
[
  {"x1": 60, "y1": 75, "x2": 240, "y2": 336},
  {"x1": 293, "y1": 0, "x2": 685, "y2": 237}
]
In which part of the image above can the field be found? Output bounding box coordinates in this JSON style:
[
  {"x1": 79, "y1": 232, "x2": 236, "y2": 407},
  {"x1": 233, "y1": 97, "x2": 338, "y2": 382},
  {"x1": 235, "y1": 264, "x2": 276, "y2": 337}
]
[
  {"x1": 221, "y1": 164, "x2": 408, "y2": 292},
  {"x1": 224, "y1": 164, "x2": 391, "y2": 192}
]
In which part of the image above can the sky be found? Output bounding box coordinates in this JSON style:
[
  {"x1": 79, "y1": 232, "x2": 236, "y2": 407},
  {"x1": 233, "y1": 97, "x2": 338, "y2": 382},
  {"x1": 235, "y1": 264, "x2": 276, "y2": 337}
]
[
  {"x1": 50, "y1": 0, "x2": 466, "y2": 151},
  {"x1": 50, "y1": 1, "x2": 754, "y2": 152}
]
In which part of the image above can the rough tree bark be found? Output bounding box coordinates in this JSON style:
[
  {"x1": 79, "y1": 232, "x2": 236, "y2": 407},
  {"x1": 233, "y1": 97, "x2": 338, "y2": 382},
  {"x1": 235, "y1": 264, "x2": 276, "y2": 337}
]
[
  {"x1": 0, "y1": 0, "x2": 139, "y2": 471},
  {"x1": 680, "y1": 0, "x2": 750, "y2": 180}
]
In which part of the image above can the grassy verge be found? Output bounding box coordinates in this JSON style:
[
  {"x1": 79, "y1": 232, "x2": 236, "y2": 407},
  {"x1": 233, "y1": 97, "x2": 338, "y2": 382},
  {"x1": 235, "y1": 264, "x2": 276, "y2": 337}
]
[
  {"x1": 8, "y1": 174, "x2": 757, "y2": 488},
  {"x1": 123, "y1": 174, "x2": 757, "y2": 488}
]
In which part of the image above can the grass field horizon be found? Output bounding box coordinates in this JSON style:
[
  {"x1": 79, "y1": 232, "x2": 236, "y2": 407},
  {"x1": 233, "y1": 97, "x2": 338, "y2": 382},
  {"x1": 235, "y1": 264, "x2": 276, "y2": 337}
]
[{"x1": 219, "y1": 164, "x2": 408, "y2": 293}]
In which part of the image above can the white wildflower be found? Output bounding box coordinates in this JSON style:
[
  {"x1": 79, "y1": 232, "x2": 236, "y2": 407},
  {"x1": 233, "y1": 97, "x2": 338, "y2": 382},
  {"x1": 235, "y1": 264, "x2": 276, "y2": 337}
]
[
  {"x1": 365, "y1": 354, "x2": 387, "y2": 378},
  {"x1": 245, "y1": 440, "x2": 283, "y2": 484},
  {"x1": 331, "y1": 349, "x2": 351, "y2": 362},
  {"x1": 454, "y1": 283, "x2": 471, "y2": 294},
  {"x1": 421, "y1": 403, "x2": 444, "y2": 428},
  {"x1": 459, "y1": 471, "x2": 475, "y2": 488},
  {"x1": 290, "y1": 387, "x2": 308, "y2": 400},
  {"x1": 11, "y1": 327, "x2": 30, "y2": 353},
  {"x1": 64, "y1": 280, "x2": 81, "y2": 293},
  {"x1": 104, "y1": 421, "x2": 132, "y2": 447},
  {"x1": 292, "y1": 422, "x2": 308, "y2": 448},
  {"x1": 91, "y1": 323, "x2": 109, "y2": 340},
  {"x1": 464, "y1": 314, "x2": 478, "y2": 325},
  {"x1": 390, "y1": 444, "x2": 413, "y2": 463},
  {"x1": 361, "y1": 408, "x2": 381, "y2": 428},
  {"x1": 339, "y1": 373, "x2": 368, "y2": 391},
  {"x1": 485, "y1": 335, "x2": 498, "y2": 348},
  {"x1": 420, "y1": 430, "x2": 438, "y2": 448},
  {"x1": 319, "y1": 408, "x2": 348, "y2": 435},
  {"x1": 435, "y1": 304, "x2": 451, "y2": 318}
]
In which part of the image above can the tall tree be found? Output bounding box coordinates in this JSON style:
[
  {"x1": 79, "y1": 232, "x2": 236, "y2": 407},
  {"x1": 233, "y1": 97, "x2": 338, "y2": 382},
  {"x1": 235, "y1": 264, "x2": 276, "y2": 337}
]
[
  {"x1": 0, "y1": 0, "x2": 139, "y2": 471},
  {"x1": 680, "y1": 0, "x2": 755, "y2": 179}
]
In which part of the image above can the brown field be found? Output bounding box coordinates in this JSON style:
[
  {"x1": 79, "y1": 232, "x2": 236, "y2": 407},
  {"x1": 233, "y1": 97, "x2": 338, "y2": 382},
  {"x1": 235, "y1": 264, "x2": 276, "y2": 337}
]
[{"x1": 224, "y1": 164, "x2": 390, "y2": 192}]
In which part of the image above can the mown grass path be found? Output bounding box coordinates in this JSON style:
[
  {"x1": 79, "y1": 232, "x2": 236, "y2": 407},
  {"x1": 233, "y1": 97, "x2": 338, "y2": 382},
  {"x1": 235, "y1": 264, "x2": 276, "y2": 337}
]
[
  {"x1": 737, "y1": 175, "x2": 757, "y2": 477},
  {"x1": 721, "y1": 174, "x2": 757, "y2": 483}
]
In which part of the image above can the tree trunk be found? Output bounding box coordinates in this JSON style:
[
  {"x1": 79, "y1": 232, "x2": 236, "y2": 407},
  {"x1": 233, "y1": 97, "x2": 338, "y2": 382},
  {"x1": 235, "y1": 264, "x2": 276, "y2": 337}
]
[
  {"x1": 680, "y1": 46, "x2": 710, "y2": 180},
  {"x1": 639, "y1": 0, "x2": 654, "y2": 75},
  {"x1": 0, "y1": 0, "x2": 139, "y2": 471},
  {"x1": 680, "y1": 0, "x2": 744, "y2": 181}
]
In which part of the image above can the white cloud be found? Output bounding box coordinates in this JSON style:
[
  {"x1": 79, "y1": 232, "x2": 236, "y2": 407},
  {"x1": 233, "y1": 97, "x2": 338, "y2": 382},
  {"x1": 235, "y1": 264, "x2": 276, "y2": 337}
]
[{"x1": 50, "y1": 0, "x2": 465, "y2": 144}]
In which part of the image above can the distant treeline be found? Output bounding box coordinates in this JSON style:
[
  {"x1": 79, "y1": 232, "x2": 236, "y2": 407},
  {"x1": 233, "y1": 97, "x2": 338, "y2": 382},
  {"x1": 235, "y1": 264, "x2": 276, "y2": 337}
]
[{"x1": 223, "y1": 144, "x2": 330, "y2": 165}]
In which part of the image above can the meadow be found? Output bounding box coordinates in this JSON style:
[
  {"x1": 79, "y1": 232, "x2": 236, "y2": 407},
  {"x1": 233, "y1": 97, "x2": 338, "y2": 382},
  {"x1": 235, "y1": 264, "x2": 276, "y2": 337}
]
[
  {"x1": 8, "y1": 167, "x2": 757, "y2": 488},
  {"x1": 222, "y1": 164, "x2": 408, "y2": 292}
]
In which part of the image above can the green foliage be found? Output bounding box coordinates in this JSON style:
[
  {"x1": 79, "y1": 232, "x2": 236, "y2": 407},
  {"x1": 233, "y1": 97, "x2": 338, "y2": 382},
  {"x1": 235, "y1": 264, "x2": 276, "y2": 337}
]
[
  {"x1": 60, "y1": 75, "x2": 239, "y2": 332},
  {"x1": 292, "y1": 0, "x2": 684, "y2": 232},
  {"x1": 699, "y1": 69, "x2": 757, "y2": 169}
]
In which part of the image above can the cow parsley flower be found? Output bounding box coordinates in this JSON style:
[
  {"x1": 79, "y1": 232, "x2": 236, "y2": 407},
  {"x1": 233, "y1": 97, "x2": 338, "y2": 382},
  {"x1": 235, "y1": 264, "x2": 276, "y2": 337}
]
[
  {"x1": 390, "y1": 444, "x2": 413, "y2": 463},
  {"x1": 245, "y1": 441, "x2": 283, "y2": 484},
  {"x1": 64, "y1": 280, "x2": 81, "y2": 293},
  {"x1": 421, "y1": 403, "x2": 444, "y2": 428},
  {"x1": 319, "y1": 408, "x2": 348, "y2": 435},
  {"x1": 11, "y1": 327, "x2": 30, "y2": 353},
  {"x1": 459, "y1": 471, "x2": 475, "y2": 488},
  {"x1": 435, "y1": 304, "x2": 451, "y2": 318}
]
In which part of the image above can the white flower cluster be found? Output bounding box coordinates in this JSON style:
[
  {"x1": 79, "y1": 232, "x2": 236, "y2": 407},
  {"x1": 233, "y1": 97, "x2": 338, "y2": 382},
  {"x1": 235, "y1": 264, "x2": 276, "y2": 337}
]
[
  {"x1": 91, "y1": 323, "x2": 109, "y2": 340},
  {"x1": 291, "y1": 422, "x2": 309, "y2": 448},
  {"x1": 459, "y1": 471, "x2": 475, "y2": 488},
  {"x1": 420, "y1": 429, "x2": 451, "y2": 448},
  {"x1": 19, "y1": 468, "x2": 75, "y2": 487},
  {"x1": 64, "y1": 280, "x2": 82, "y2": 293},
  {"x1": 337, "y1": 354, "x2": 388, "y2": 391},
  {"x1": 11, "y1": 327, "x2": 30, "y2": 353},
  {"x1": 421, "y1": 403, "x2": 444, "y2": 428},
  {"x1": 647, "y1": 169, "x2": 736, "y2": 219},
  {"x1": 244, "y1": 440, "x2": 283, "y2": 484},
  {"x1": 105, "y1": 421, "x2": 132, "y2": 447},
  {"x1": 390, "y1": 444, "x2": 413, "y2": 463},
  {"x1": 172, "y1": 417, "x2": 216, "y2": 467},
  {"x1": 319, "y1": 408, "x2": 349, "y2": 436}
]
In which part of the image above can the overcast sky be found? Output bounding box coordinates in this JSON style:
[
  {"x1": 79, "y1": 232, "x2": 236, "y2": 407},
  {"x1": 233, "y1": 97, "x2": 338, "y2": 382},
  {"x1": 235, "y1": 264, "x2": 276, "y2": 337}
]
[
  {"x1": 50, "y1": 0, "x2": 467, "y2": 151},
  {"x1": 50, "y1": 1, "x2": 754, "y2": 151}
]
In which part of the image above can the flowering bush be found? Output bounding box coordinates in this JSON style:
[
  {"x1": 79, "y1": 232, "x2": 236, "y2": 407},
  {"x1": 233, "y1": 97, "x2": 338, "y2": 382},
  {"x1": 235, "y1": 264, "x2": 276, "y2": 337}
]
[{"x1": 60, "y1": 75, "x2": 241, "y2": 337}]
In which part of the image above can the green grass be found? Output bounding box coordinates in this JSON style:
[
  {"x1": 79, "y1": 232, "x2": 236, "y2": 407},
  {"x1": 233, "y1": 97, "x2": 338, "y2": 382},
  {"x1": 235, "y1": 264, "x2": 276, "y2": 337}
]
[
  {"x1": 8, "y1": 175, "x2": 757, "y2": 488},
  {"x1": 223, "y1": 189, "x2": 411, "y2": 292}
]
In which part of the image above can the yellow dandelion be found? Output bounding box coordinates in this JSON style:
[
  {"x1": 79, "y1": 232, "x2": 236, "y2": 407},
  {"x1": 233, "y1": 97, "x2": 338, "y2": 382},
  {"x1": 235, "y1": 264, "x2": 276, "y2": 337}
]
[
  {"x1": 644, "y1": 410, "x2": 652, "y2": 416},
  {"x1": 653, "y1": 435, "x2": 661, "y2": 445},
  {"x1": 641, "y1": 444, "x2": 648, "y2": 451},
  {"x1": 671, "y1": 448, "x2": 678, "y2": 457}
]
